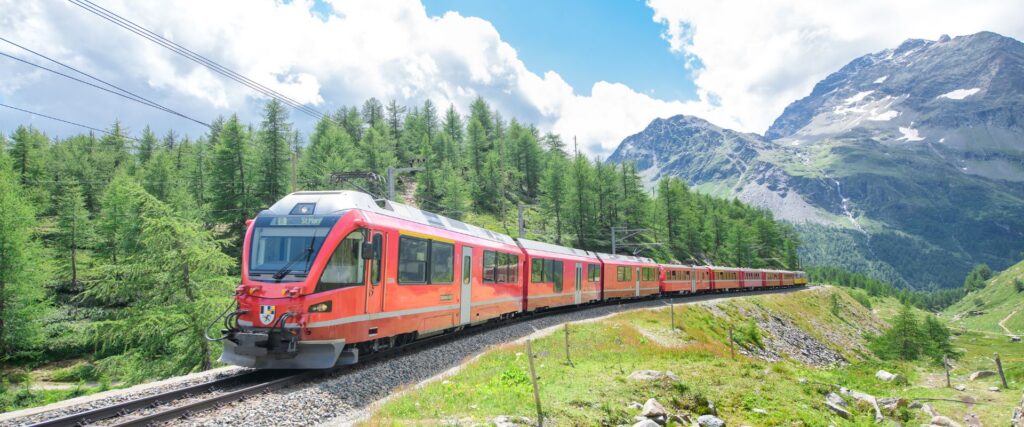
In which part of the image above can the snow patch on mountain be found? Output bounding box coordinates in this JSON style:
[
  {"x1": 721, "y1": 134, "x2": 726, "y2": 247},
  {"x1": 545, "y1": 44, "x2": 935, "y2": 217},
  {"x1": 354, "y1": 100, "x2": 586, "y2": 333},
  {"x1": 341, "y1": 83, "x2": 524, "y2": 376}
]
[
  {"x1": 844, "y1": 90, "x2": 874, "y2": 104},
  {"x1": 937, "y1": 88, "x2": 981, "y2": 100},
  {"x1": 873, "y1": 75, "x2": 888, "y2": 84},
  {"x1": 868, "y1": 110, "x2": 899, "y2": 121},
  {"x1": 898, "y1": 126, "x2": 924, "y2": 141}
]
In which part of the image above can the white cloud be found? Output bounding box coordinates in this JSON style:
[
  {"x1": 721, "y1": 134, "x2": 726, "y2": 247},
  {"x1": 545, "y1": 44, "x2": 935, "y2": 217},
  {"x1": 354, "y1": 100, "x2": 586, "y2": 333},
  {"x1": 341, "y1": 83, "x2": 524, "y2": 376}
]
[
  {"x1": 647, "y1": 0, "x2": 1024, "y2": 134},
  {"x1": 0, "y1": 0, "x2": 682, "y2": 156},
  {"x1": 1, "y1": 0, "x2": 1022, "y2": 159}
]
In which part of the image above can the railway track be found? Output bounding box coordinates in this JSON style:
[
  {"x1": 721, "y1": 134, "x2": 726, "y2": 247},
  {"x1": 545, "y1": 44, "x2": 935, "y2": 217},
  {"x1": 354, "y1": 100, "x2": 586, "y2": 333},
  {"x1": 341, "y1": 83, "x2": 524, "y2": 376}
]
[{"x1": 19, "y1": 286, "x2": 805, "y2": 427}]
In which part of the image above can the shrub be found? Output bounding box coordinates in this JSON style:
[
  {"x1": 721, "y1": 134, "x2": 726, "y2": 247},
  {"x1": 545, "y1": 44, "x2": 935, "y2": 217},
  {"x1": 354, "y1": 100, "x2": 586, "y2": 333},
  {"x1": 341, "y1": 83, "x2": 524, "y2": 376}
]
[
  {"x1": 732, "y1": 320, "x2": 763, "y2": 349},
  {"x1": 1014, "y1": 278, "x2": 1023, "y2": 293},
  {"x1": 850, "y1": 290, "x2": 873, "y2": 309}
]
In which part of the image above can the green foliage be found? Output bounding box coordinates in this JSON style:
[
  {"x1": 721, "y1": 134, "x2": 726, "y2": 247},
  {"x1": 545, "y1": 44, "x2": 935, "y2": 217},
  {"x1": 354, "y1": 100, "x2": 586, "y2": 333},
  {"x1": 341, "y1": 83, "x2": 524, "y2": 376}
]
[
  {"x1": 808, "y1": 266, "x2": 965, "y2": 311},
  {"x1": 732, "y1": 320, "x2": 763, "y2": 349},
  {"x1": 849, "y1": 290, "x2": 873, "y2": 310},
  {"x1": 869, "y1": 305, "x2": 954, "y2": 362},
  {"x1": 0, "y1": 155, "x2": 51, "y2": 362},
  {"x1": 829, "y1": 293, "x2": 841, "y2": 316},
  {"x1": 963, "y1": 263, "x2": 993, "y2": 292},
  {"x1": 1015, "y1": 278, "x2": 1024, "y2": 293}
]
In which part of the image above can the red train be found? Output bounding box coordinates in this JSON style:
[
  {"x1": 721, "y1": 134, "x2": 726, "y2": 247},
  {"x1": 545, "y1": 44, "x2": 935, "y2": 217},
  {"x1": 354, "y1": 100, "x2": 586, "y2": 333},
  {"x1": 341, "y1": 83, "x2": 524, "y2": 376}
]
[{"x1": 221, "y1": 191, "x2": 806, "y2": 369}]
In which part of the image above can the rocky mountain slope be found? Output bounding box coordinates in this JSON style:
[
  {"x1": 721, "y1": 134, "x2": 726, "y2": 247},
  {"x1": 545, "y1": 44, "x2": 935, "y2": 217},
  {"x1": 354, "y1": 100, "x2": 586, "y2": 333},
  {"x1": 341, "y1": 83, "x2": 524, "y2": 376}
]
[{"x1": 609, "y1": 32, "x2": 1024, "y2": 289}]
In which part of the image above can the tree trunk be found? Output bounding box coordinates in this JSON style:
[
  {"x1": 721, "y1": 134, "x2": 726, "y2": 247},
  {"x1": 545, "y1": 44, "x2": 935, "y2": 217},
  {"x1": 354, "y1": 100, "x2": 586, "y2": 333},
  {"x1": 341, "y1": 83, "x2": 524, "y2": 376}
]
[{"x1": 181, "y1": 258, "x2": 212, "y2": 370}]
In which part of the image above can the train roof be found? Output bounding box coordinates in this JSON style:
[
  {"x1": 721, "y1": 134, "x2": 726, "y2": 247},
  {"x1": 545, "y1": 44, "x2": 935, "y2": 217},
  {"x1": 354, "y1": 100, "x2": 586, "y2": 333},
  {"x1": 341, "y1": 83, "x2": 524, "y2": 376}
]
[
  {"x1": 594, "y1": 252, "x2": 657, "y2": 264},
  {"x1": 516, "y1": 238, "x2": 598, "y2": 259},
  {"x1": 270, "y1": 191, "x2": 517, "y2": 246}
]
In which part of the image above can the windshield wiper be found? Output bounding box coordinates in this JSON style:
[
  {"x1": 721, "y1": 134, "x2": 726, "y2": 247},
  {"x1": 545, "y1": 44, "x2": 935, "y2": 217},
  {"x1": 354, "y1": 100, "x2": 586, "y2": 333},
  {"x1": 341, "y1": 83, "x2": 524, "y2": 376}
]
[{"x1": 272, "y1": 231, "x2": 321, "y2": 281}]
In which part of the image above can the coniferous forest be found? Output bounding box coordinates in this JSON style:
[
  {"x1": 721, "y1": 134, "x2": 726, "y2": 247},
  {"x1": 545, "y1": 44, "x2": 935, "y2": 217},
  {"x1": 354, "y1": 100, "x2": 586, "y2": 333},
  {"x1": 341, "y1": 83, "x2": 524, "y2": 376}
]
[{"x1": 0, "y1": 97, "x2": 800, "y2": 396}]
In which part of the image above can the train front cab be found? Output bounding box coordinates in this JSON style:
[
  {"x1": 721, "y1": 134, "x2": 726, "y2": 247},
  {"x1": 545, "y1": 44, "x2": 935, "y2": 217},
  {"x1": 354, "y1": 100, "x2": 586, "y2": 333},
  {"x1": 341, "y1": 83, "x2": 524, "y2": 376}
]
[
  {"x1": 223, "y1": 191, "x2": 524, "y2": 369},
  {"x1": 517, "y1": 239, "x2": 601, "y2": 311},
  {"x1": 793, "y1": 271, "x2": 808, "y2": 286},
  {"x1": 596, "y1": 253, "x2": 660, "y2": 299}
]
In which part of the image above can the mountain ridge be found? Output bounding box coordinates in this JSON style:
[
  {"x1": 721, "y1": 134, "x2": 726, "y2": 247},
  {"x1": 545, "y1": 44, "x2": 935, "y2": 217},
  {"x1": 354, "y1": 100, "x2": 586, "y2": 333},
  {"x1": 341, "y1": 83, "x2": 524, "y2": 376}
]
[{"x1": 609, "y1": 31, "x2": 1024, "y2": 289}]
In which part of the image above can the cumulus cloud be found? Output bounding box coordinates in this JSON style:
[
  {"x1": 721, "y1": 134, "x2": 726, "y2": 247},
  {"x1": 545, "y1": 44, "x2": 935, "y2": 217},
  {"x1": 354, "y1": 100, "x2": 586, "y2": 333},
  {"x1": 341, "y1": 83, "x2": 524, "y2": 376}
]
[
  {"x1": 1, "y1": 0, "x2": 1022, "y2": 158},
  {"x1": 0, "y1": 0, "x2": 671, "y2": 155},
  {"x1": 646, "y1": 0, "x2": 1024, "y2": 134}
]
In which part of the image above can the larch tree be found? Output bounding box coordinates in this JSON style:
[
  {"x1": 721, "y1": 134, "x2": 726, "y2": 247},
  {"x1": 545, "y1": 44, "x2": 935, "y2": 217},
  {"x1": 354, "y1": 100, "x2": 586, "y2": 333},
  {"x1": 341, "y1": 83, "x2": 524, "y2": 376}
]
[
  {"x1": 53, "y1": 178, "x2": 93, "y2": 287},
  {"x1": 210, "y1": 115, "x2": 253, "y2": 245},
  {"x1": 256, "y1": 99, "x2": 292, "y2": 206}
]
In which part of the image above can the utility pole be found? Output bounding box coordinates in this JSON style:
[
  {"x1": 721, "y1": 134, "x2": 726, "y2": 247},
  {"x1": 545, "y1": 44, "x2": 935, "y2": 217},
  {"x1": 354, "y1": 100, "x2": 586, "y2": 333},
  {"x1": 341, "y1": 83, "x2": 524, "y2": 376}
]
[
  {"x1": 610, "y1": 226, "x2": 649, "y2": 255},
  {"x1": 387, "y1": 166, "x2": 423, "y2": 201},
  {"x1": 518, "y1": 204, "x2": 526, "y2": 238}
]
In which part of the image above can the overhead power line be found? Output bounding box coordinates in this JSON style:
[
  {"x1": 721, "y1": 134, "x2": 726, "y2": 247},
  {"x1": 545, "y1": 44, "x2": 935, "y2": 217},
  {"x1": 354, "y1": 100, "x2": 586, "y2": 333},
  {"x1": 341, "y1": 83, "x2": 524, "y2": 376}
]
[
  {"x1": 67, "y1": 0, "x2": 324, "y2": 118},
  {"x1": 0, "y1": 37, "x2": 211, "y2": 128},
  {"x1": 0, "y1": 102, "x2": 142, "y2": 142}
]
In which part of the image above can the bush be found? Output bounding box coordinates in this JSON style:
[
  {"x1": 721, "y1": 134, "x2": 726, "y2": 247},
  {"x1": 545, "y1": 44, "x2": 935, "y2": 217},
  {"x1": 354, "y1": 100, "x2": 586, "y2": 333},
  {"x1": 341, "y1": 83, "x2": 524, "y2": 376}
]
[
  {"x1": 732, "y1": 320, "x2": 763, "y2": 349},
  {"x1": 1014, "y1": 278, "x2": 1023, "y2": 293},
  {"x1": 850, "y1": 290, "x2": 873, "y2": 309},
  {"x1": 50, "y1": 363, "x2": 100, "y2": 383}
]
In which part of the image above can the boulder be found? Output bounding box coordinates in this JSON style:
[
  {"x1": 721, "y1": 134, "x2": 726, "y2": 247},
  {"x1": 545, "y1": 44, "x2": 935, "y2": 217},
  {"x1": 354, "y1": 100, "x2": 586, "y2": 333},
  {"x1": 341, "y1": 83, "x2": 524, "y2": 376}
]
[
  {"x1": 826, "y1": 392, "x2": 848, "y2": 408},
  {"x1": 627, "y1": 401, "x2": 643, "y2": 410},
  {"x1": 922, "y1": 403, "x2": 939, "y2": 417},
  {"x1": 875, "y1": 370, "x2": 899, "y2": 382},
  {"x1": 628, "y1": 370, "x2": 679, "y2": 382},
  {"x1": 989, "y1": 386, "x2": 1000, "y2": 392},
  {"x1": 825, "y1": 401, "x2": 851, "y2": 419},
  {"x1": 641, "y1": 398, "x2": 668, "y2": 418},
  {"x1": 878, "y1": 397, "x2": 907, "y2": 411},
  {"x1": 493, "y1": 416, "x2": 533, "y2": 427},
  {"x1": 696, "y1": 414, "x2": 726, "y2": 427},
  {"x1": 930, "y1": 415, "x2": 962, "y2": 427},
  {"x1": 632, "y1": 419, "x2": 660, "y2": 427},
  {"x1": 752, "y1": 408, "x2": 768, "y2": 415},
  {"x1": 1010, "y1": 335, "x2": 1020, "y2": 343},
  {"x1": 954, "y1": 384, "x2": 967, "y2": 391},
  {"x1": 969, "y1": 370, "x2": 996, "y2": 381},
  {"x1": 963, "y1": 413, "x2": 982, "y2": 427},
  {"x1": 839, "y1": 388, "x2": 883, "y2": 422}
]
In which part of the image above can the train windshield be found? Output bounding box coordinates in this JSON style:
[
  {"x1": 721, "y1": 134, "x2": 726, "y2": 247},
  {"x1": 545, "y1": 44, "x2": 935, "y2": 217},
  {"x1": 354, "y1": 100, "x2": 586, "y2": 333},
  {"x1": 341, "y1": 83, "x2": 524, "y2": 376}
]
[{"x1": 248, "y1": 214, "x2": 342, "y2": 282}]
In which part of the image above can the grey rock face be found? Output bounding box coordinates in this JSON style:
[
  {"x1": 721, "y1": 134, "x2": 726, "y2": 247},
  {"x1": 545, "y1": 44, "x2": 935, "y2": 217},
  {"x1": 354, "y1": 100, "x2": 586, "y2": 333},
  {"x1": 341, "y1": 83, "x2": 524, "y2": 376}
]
[{"x1": 696, "y1": 414, "x2": 726, "y2": 427}]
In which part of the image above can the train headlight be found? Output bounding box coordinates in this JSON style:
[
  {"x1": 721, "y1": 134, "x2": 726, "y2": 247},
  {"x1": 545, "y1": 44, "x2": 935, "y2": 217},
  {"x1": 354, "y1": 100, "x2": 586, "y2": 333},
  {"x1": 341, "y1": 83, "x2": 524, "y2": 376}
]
[{"x1": 308, "y1": 301, "x2": 332, "y2": 313}]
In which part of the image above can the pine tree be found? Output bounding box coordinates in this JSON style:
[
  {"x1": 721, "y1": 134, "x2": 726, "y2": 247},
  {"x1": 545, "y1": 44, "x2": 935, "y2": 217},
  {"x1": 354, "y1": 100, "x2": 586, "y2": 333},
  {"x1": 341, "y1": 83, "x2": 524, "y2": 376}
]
[
  {"x1": 362, "y1": 98, "x2": 384, "y2": 127},
  {"x1": 138, "y1": 126, "x2": 158, "y2": 164},
  {"x1": 256, "y1": 100, "x2": 292, "y2": 206},
  {"x1": 871, "y1": 304, "x2": 923, "y2": 360},
  {"x1": 540, "y1": 155, "x2": 568, "y2": 244},
  {"x1": 300, "y1": 116, "x2": 356, "y2": 189},
  {"x1": 361, "y1": 126, "x2": 396, "y2": 174},
  {"x1": 385, "y1": 99, "x2": 407, "y2": 141},
  {"x1": 142, "y1": 149, "x2": 175, "y2": 201},
  {"x1": 210, "y1": 115, "x2": 253, "y2": 245},
  {"x1": 53, "y1": 178, "x2": 93, "y2": 287},
  {"x1": 0, "y1": 155, "x2": 50, "y2": 359},
  {"x1": 442, "y1": 104, "x2": 463, "y2": 148}
]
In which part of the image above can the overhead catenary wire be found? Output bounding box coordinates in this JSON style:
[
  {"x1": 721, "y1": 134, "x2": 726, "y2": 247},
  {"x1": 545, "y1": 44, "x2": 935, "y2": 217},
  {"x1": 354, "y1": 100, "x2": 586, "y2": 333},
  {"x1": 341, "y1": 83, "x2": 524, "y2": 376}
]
[
  {"x1": 0, "y1": 102, "x2": 142, "y2": 142},
  {"x1": 67, "y1": 0, "x2": 324, "y2": 118},
  {"x1": 0, "y1": 36, "x2": 211, "y2": 128},
  {"x1": 0, "y1": 51, "x2": 211, "y2": 128}
]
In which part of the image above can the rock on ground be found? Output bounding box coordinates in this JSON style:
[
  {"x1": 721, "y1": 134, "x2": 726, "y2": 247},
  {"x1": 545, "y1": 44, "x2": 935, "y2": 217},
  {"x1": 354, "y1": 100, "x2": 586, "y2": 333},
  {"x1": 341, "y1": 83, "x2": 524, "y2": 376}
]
[
  {"x1": 697, "y1": 414, "x2": 726, "y2": 427},
  {"x1": 627, "y1": 370, "x2": 680, "y2": 382},
  {"x1": 641, "y1": 398, "x2": 667, "y2": 418},
  {"x1": 955, "y1": 384, "x2": 967, "y2": 391},
  {"x1": 969, "y1": 370, "x2": 996, "y2": 381},
  {"x1": 826, "y1": 392, "x2": 848, "y2": 408},
  {"x1": 825, "y1": 401, "x2": 851, "y2": 419},
  {"x1": 632, "y1": 419, "x2": 660, "y2": 427},
  {"x1": 930, "y1": 415, "x2": 963, "y2": 427},
  {"x1": 875, "y1": 370, "x2": 899, "y2": 382}
]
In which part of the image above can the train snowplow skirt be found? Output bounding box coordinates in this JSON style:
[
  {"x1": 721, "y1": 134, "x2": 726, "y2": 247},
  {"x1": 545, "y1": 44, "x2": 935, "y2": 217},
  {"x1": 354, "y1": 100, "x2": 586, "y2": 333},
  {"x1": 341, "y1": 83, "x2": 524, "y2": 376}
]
[{"x1": 220, "y1": 338, "x2": 349, "y2": 370}]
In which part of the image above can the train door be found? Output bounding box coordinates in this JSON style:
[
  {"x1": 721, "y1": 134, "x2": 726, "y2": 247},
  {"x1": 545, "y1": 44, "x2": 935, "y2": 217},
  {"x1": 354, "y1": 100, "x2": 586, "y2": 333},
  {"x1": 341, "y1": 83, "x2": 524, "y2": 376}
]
[
  {"x1": 635, "y1": 266, "x2": 641, "y2": 297},
  {"x1": 459, "y1": 246, "x2": 473, "y2": 325},
  {"x1": 365, "y1": 231, "x2": 385, "y2": 314},
  {"x1": 690, "y1": 268, "x2": 696, "y2": 293},
  {"x1": 574, "y1": 263, "x2": 582, "y2": 304}
]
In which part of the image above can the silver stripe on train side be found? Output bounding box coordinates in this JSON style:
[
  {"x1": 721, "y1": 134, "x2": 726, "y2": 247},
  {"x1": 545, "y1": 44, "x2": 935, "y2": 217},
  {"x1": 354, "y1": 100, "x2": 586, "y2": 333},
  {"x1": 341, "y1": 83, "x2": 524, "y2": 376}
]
[
  {"x1": 469, "y1": 296, "x2": 522, "y2": 307},
  {"x1": 306, "y1": 304, "x2": 461, "y2": 328}
]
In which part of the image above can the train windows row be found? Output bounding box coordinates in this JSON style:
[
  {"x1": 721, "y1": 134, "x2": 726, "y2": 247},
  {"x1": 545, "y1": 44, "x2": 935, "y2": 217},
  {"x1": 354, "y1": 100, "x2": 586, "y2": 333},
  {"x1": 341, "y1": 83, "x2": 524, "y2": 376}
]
[
  {"x1": 398, "y1": 235, "x2": 455, "y2": 285},
  {"x1": 483, "y1": 250, "x2": 519, "y2": 284},
  {"x1": 531, "y1": 258, "x2": 565, "y2": 291},
  {"x1": 616, "y1": 266, "x2": 631, "y2": 281},
  {"x1": 666, "y1": 270, "x2": 692, "y2": 281}
]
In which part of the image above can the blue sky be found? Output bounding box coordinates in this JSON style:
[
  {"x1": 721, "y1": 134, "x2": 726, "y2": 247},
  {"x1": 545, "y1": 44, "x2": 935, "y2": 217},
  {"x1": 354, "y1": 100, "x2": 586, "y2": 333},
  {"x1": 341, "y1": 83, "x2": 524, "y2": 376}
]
[{"x1": 422, "y1": 0, "x2": 699, "y2": 101}]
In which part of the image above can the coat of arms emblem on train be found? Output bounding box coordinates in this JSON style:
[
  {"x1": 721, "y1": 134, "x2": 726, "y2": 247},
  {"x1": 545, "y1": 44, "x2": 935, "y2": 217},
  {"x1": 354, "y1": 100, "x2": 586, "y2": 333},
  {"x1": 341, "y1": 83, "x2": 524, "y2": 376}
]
[{"x1": 259, "y1": 305, "x2": 276, "y2": 325}]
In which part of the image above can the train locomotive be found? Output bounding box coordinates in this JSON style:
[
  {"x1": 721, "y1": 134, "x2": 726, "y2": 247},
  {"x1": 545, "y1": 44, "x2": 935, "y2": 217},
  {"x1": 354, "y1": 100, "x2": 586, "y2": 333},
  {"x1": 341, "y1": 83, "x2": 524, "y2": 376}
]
[{"x1": 220, "y1": 191, "x2": 806, "y2": 369}]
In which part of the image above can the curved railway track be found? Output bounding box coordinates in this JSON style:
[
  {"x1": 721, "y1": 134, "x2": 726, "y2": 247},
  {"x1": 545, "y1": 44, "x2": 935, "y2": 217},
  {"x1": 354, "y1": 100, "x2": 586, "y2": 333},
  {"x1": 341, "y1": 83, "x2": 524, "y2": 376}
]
[{"x1": 18, "y1": 286, "x2": 805, "y2": 427}]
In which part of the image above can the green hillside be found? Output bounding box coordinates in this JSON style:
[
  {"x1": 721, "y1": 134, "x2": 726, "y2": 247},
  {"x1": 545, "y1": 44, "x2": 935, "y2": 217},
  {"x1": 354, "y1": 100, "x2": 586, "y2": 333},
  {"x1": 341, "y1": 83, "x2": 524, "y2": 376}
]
[{"x1": 943, "y1": 259, "x2": 1024, "y2": 335}]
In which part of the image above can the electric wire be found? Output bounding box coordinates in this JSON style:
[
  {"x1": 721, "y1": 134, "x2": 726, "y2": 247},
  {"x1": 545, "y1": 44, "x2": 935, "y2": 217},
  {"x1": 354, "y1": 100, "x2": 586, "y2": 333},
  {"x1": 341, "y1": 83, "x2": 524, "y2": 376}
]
[
  {"x1": 0, "y1": 36, "x2": 211, "y2": 128},
  {"x1": 67, "y1": 0, "x2": 323, "y2": 118},
  {"x1": 0, "y1": 102, "x2": 142, "y2": 142},
  {"x1": 0, "y1": 51, "x2": 211, "y2": 128}
]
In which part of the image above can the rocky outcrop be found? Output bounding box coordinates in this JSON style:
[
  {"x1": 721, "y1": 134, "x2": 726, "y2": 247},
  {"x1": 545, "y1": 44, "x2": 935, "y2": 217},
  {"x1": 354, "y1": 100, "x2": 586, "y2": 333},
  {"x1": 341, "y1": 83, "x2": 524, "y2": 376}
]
[{"x1": 969, "y1": 370, "x2": 996, "y2": 381}]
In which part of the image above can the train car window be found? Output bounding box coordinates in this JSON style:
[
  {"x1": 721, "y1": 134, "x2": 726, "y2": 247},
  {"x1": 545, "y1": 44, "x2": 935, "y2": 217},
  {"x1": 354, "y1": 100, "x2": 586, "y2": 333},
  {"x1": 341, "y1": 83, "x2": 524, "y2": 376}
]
[
  {"x1": 531, "y1": 258, "x2": 544, "y2": 283},
  {"x1": 496, "y1": 252, "x2": 508, "y2": 283},
  {"x1": 430, "y1": 241, "x2": 455, "y2": 284},
  {"x1": 543, "y1": 259, "x2": 555, "y2": 282},
  {"x1": 587, "y1": 264, "x2": 599, "y2": 281},
  {"x1": 483, "y1": 251, "x2": 497, "y2": 283},
  {"x1": 508, "y1": 254, "x2": 519, "y2": 283},
  {"x1": 552, "y1": 260, "x2": 563, "y2": 292},
  {"x1": 398, "y1": 235, "x2": 428, "y2": 283},
  {"x1": 316, "y1": 231, "x2": 366, "y2": 292},
  {"x1": 642, "y1": 267, "x2": 655, "y2": 281},
  {"x1": 370, "y1": 234, "x2": 382, "y2": 285}
]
